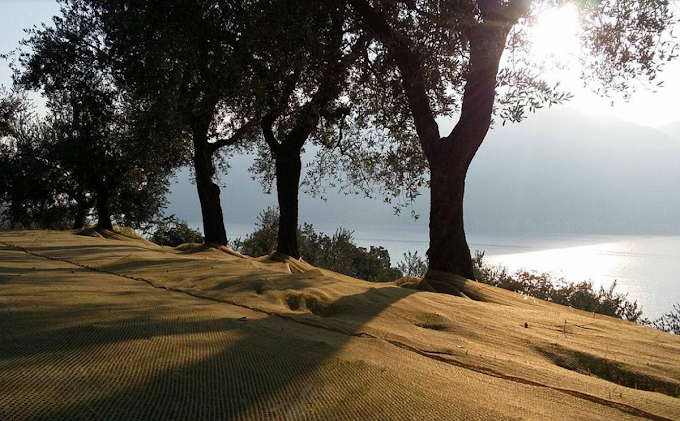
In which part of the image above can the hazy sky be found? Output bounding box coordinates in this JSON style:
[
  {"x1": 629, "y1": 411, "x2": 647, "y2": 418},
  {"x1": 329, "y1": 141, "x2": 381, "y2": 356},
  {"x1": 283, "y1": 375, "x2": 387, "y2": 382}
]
[{"x1": 2, "y1": 0, "x2": 679, "y2": 128}]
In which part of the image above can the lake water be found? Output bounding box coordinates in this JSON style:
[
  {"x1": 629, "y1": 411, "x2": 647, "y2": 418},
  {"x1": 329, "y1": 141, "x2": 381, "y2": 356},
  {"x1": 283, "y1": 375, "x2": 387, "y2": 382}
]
[{"x1": 217, "y1": 221, "x2": 679, "y2": 320}]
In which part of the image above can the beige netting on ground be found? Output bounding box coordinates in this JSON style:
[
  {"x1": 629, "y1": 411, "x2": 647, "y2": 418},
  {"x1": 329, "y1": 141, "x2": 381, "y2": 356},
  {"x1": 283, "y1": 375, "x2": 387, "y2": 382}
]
[{"x1": 0, "y1": 230, "x2": 678, "y2": 420}]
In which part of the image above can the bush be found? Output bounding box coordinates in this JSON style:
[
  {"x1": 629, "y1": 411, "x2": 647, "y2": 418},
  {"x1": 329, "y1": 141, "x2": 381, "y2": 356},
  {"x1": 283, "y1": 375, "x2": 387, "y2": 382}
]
[
  {"x1": 229, "y1": 209, "x2": 278, "y2": 257},
  {"x1": 651, "y1": 304, "x2": 680, "y2": 334},
  {"x1": 398, "y1": 251, "x2": 427, "y2": 277},
  {"x1": 471, "y1": 251, "x2": 644, "y2": 322},
  {"x1": 231, "y1": 208, "x2": 403, "y2": 282},
  {"x1": 0, "y1": 204, "x2": 9, "y2": 230},
  {"x1": 150, "y1": 215, "x2": 204, "y2": 247}
]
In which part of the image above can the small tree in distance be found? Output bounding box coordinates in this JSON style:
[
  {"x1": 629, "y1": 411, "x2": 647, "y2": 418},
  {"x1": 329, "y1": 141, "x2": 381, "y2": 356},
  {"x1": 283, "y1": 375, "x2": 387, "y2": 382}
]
[{"x1": 150, "y1": 215, "x2": 204, "y2": 247}]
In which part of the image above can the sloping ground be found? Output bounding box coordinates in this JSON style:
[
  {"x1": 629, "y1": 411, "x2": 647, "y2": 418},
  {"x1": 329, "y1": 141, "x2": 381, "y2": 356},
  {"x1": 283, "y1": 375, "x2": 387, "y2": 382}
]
[{"x1": 0, "y1": 230, "x2": 679, "y2": 421}]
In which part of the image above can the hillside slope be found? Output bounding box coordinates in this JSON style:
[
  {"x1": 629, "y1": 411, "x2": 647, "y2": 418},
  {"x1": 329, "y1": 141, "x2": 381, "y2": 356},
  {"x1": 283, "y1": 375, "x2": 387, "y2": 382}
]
[{"x1": 1, "y1": 230, "x2": 679, "y2": 420}]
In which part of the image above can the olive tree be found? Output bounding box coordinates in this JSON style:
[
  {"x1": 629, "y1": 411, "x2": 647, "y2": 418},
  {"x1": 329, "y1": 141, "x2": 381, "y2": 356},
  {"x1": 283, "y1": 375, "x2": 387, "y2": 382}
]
[
  {"x1": 12, "y1": 0, "x2": 185, "y2": 230},
  {"x1": 347, "y1": 0, "x2": 677, "y2": 292},
  {"x1": 91, "y1": 0, "x2": 257, "y2": 245}
]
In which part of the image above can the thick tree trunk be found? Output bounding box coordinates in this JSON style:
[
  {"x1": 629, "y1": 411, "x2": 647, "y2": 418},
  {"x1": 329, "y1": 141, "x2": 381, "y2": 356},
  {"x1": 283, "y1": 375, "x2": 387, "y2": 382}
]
[
  {"x1": 193, "y1": 138, "x2": 228, "y2": 246},
  {"x1": 349, "y1": 0, "x2": 519, "y2": 289},
  {"x1": 95, "y1": 188, "x2": 113, "y2": 231},
  {"x1": 275, "y1": 144, "x2": 303, "y2": 258},
  {"x1": 426, "y1": 161, "x2": 474, "y2": 279},
  {"x1": 423, "y1": 29, "x2": 509, "y2": 283}
]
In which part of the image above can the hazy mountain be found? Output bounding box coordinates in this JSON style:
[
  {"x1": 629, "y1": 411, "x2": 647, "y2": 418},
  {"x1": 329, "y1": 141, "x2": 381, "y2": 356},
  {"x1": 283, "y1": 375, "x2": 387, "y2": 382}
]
[
  {"x1": 659, "y1": 119, "x2": 680, "y2": 140},
  {"x1": 465, "y1": 107, "x2": 680, "y2": 234},
  {"x1": 166, "y1": 105, "x2": 680, "y2": 236}
]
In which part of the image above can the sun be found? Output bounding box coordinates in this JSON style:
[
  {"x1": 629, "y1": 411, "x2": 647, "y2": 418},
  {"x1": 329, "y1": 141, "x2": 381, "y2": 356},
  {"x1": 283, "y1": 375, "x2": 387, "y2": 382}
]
[{"x1": 531, "y1": 4, "x2": 581, "y2": 61}]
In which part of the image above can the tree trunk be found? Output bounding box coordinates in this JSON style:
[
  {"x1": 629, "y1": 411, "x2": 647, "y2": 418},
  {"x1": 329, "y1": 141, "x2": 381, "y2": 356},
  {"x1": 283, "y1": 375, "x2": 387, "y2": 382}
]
[
  {"x1": 192, "y1": 135, "x2": 228, "y2": 246},
  {"x1": 348, "y1": 0, "x2": 517, "y2": 288},
  {"x1": 426, "y1": 161, "x2": 475, "y2": 279},
  {"x1": 95, "y1": 188, "x2": 113, "y2": 230},
  {"x1": 275, "y1": 143, "x2": 303, "y2": 259},
  {"x1": 423, "y1": 28, "x2": 508, "y2": 283},
  {"x1": 72, "y1": 202, "x2": 87, "y2": 229}
]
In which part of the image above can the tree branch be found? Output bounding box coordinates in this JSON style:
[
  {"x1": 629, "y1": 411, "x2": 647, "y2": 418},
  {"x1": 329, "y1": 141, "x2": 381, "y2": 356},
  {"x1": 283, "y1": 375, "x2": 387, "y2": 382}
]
[
  {"x1": 261, "y1": 112, "x2": 280, "y2": 153},
  {"x1": 477, "y1": 0, "x2": 530, "y2": 26},
  {"x1": 347, "y1": 0, "x2": 441, "y2": 154},
  {"x1": 307, "y1": 33, "x2": 369, "y2": 114},
  {"x1": 209, "y1": 119, "x2": 257, "y2": 152},
  {"x1": 319, "y1": 106, "x2": 351, "y2": 122},
  {"x1": 258, "y1": 68, "x2": 300, "y2": 153},
  {"x1": 443, "y1": 1, "x2": 519, "y2": 169},
  {"x1": 279, "y1": 32, "x2": 369, "y2": 150}
]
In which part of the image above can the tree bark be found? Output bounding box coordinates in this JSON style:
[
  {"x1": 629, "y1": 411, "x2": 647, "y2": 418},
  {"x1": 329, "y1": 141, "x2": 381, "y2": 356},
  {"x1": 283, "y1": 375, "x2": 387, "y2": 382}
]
[
  {"x1": 423, "y1": 27, "x2": 509, "y2": 281},
  {"x1": 95, "y1": 188, "x2": 113, "y2": 230},
  {"x1": 275, "y1": 143, "x2": 303, "y2": 258},
  {"x1": 426, "y1": 161, "x2": 474, "y2": 279},
  {"x1": 72, "y1": 201, "x2": 87, "y2": 229},
  {"x1": 192, "y1": 136, "x2": 228, "y2": 246}
]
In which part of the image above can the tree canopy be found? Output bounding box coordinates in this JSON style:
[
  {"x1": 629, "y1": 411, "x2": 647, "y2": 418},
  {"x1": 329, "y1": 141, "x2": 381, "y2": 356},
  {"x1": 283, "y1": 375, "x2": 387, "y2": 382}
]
[
  {"x1": 6, "y1": 0, "x2": 186, "y2": 230},
  {"x1": 2, "y1": 0, "x2": 677, "y2": 299},
  {"x1": 345, "y1": 0, "x2": 677, "y2": 287},
  {"x1": 89, "y1": 0, "x2": 260, "y2": 244}
]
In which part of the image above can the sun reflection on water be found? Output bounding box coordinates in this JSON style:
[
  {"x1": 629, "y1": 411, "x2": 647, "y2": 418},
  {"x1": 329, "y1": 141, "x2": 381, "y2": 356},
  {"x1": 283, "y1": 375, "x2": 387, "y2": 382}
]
[{"x1": 483, "y1": 236, "x2": 680, "y2": 319}]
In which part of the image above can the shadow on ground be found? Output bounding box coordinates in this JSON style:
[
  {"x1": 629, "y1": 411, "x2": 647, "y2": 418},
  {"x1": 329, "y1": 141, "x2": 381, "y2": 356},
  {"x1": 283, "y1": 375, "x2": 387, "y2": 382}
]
[{"x1": 0, "y1": 253, "x2": 419, "y2": 420}]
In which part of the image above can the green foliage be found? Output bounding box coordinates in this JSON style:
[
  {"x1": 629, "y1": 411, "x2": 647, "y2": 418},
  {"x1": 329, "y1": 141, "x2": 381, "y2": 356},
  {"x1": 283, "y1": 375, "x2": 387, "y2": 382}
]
[
  {"x1": 92, "y1": 0, "x2": 256, "y2": 155},
  {"x1": 397, "y1": 251, "x2": 428, "y2": 277},
  {"x1": 230, "y1": 208, "x2": 280, "y2": 258},
  {"x1": 234, "y1": 0, "x2": 430, "y2": 219},
  {"x1": 0, "y1": 90, "x2": 86, "y2": 229},
  {"x1": 0, "y1": 87, "x2": 24, "y2": 137},
  {"x1": 150, "y1": 215, "x2": 204, "y2": 247},
  {"x1": 232, "y1": 208, "x2": 402, "y2": 282},
  {"x1": 7, "y1": 0, "x2": 185, "y2": 229}
]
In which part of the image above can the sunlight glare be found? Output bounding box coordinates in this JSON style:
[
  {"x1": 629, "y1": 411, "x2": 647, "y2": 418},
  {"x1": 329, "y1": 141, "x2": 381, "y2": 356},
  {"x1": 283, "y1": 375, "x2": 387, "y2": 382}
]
[{"x1": 531, "y1": 5, "x2": 581, "y2": 61}]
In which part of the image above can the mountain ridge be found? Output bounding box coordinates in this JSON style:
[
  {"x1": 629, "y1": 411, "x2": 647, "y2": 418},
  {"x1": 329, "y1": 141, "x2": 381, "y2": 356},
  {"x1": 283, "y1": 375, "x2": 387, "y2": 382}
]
[{"x1": 166, "y1": 105, "x2": 680, "y2": 235}]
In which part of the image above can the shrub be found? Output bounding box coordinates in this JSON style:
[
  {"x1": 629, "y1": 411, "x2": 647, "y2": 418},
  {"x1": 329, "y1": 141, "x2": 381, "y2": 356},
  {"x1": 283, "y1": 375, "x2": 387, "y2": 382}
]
[
  {"x1": 471, "y1": 250, "x2": 644, "y2": 322},
  {"x1": 150, "y1": 215, "x2": 203, "y2": 247},
  {"x1": 651, "y1": 304, "x2": 680, "y2": 334},
  {"x1": 398, "y1": 251, "x2": 427, "y2": 277},
  {"x1": 229, "y1": 208, "x2": 279, "y2": 257},
  {"x1": 232, "y1": 208, "x2": 403, "y2": 282}
]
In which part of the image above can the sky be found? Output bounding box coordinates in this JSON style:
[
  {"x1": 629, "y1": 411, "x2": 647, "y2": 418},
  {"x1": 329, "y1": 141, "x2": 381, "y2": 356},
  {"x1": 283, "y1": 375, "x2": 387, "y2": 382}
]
[
  {"x1": 2, "y1": 0, "x2": 680, "y2": 128},
  {"x1": 0, "y1": 0, "x2": 62, "y2": 108},
  {"x1": 524, "y1": 2, "x2": 680, "y2": 128}
]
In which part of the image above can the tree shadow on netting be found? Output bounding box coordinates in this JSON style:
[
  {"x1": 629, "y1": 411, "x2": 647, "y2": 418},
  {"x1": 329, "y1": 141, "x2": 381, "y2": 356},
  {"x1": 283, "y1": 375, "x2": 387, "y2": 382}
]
[{"x1": 1, "y1": 283, "x2": 417, "y2": 420}]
